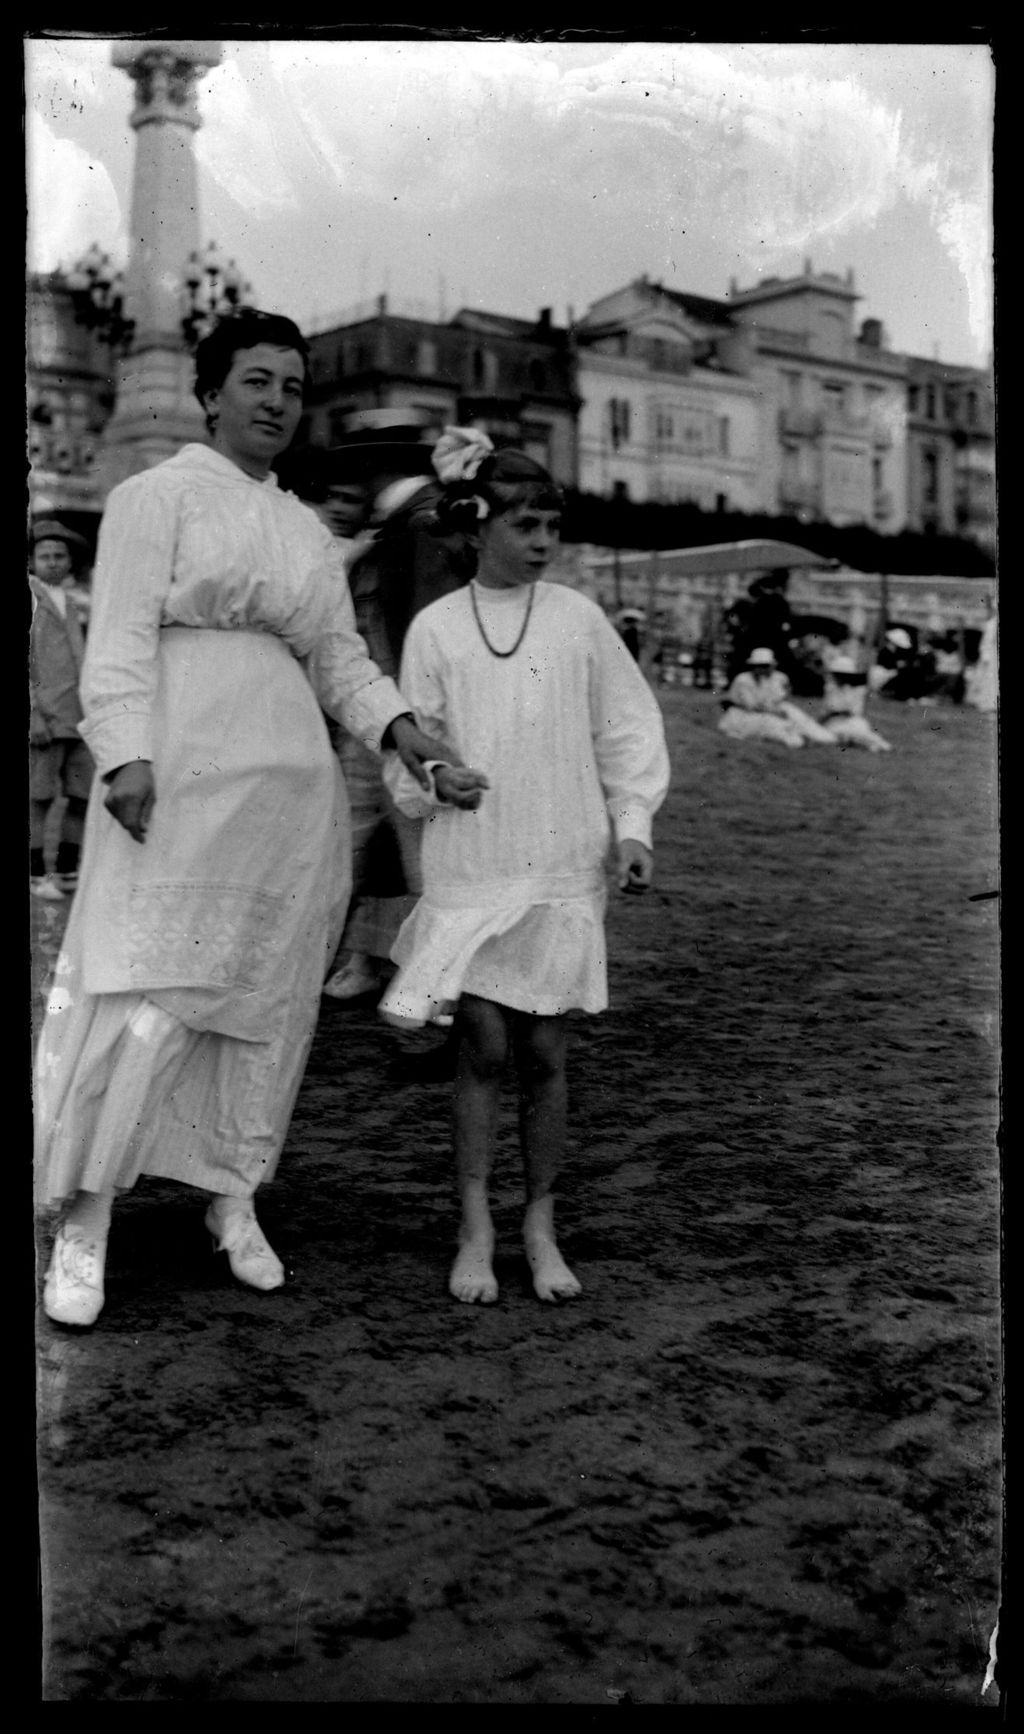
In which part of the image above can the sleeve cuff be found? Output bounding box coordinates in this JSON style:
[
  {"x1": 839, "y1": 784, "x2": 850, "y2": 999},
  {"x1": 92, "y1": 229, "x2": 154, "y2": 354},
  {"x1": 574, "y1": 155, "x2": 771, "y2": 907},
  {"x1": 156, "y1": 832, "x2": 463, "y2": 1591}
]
[
  {"x1": 78, "y1": 710, "x2": 153, "y2": 779},
  {"x1": 611, "y1": 804, "x2": 653, "y2": 850}
]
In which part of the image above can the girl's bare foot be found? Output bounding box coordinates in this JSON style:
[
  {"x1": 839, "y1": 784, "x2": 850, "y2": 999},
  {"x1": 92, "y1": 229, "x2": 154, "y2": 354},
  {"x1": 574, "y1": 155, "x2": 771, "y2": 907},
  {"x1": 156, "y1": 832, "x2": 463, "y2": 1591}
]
[
  {"x1": 524, "y1": 1227, "x2": 581, "y2": 1302},
  {"x1": 449, "y1": 1234, "x2": 498, "y2": 1304}
]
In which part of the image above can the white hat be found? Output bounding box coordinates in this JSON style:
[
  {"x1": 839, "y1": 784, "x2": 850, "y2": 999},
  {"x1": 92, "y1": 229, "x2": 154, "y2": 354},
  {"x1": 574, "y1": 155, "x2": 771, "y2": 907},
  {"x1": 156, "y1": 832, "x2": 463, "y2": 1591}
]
[
  {"x1": 885, "y1": 628, "x2": 912, "y2": 650},
  {"x1": 746, "y1": 647, "x2": 776, "y2": 667},
  {"x1": 829, "y1": 655, "x2": 858, "y2": 676}
]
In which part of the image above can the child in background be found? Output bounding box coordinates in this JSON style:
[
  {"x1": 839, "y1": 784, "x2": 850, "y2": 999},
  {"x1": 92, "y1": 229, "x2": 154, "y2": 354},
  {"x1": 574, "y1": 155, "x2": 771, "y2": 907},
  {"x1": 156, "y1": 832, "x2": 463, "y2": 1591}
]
[
  {"x1": 380, "y1": 436, "x2": 670, "y2": 1305},
  {"x1": 820, "y1": 654, "x2": 894, "y2": 752}
]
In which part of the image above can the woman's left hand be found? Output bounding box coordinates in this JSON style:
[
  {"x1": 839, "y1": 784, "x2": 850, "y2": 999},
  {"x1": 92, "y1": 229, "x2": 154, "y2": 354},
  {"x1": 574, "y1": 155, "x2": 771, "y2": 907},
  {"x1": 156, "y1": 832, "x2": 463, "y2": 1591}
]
[
  {"x1": 617, "y1": 839, "x2": 653, "y2": 894},
  {"x1": 388, "y1": 715, "x2": 463, "y2": 791}
]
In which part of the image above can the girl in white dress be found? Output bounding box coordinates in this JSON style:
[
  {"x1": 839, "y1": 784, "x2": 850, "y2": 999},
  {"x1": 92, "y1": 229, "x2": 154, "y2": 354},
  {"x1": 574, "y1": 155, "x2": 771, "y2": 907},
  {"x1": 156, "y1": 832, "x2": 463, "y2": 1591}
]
[{"x1": 379, "y1": 436, "x2": 670, "y2": 1305}]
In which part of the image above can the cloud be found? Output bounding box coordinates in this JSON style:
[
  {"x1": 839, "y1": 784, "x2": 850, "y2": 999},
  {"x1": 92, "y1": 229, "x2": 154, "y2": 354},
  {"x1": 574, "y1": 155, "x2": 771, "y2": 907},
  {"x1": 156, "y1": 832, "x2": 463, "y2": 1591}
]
[{"x1": 26, "y1": 109, "x2": 126, "y2": 271}]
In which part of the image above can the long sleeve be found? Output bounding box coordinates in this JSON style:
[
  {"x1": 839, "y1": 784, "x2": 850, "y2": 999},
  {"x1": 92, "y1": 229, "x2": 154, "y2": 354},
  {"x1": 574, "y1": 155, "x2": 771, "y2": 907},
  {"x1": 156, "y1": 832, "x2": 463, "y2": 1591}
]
[
  {"x1": 380, "y1": 611, "x2": 453, "y2": 817},
  {"x1": 301, "y1": 535, "x2": 408, "y2": 751},
  {"x1": 78, "y1": 474, "x2": 178, "y2": 775},
  {"x1": 587, "y1": 616, "x2": 670, "y2": 849}
]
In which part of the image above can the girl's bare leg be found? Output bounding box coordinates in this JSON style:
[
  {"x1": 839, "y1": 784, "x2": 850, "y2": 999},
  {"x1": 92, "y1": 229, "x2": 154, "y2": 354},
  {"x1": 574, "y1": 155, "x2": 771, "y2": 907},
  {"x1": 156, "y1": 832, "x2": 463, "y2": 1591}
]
[
  {"x1": 514, "y1": 1014, "x2": 581, "y2": 1301},
  {"x1": 450, "y1": 996, "x2": 509, "y2": 1303}
]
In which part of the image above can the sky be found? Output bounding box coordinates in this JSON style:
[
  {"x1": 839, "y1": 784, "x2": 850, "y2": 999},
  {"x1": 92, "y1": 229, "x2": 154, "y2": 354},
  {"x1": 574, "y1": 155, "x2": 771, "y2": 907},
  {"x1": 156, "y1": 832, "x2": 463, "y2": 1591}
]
[{"x1": 25, "y1": 33, "x2": 995, "y2": 368}]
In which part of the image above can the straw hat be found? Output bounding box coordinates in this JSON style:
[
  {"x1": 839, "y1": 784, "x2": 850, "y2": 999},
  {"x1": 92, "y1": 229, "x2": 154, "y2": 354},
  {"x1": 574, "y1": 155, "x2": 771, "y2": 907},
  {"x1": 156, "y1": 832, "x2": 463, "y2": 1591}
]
[
  {"x1": 325, "y1": 408, "x2": 438, "y2": 480},
  {"x1": 745, "y1": 647, "x2": 777, "y2": 667},
  {"x1": 31, "y1": 518, "x2": 91, "y2": 566}
]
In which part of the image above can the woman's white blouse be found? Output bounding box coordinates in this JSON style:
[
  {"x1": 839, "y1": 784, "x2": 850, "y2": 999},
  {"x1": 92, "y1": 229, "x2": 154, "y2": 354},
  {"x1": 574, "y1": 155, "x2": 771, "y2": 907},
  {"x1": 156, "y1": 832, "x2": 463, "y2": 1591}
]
[{"x1": 79, "y1": 443, "x2": 405, "y2": 776}]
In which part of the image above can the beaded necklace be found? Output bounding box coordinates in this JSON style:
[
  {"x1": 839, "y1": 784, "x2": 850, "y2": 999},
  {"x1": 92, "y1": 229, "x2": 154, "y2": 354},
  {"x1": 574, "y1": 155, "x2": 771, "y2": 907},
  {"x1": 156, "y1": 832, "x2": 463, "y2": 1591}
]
[{"x1": 469, "y1": 579, "x2": 536, "y2": 658}]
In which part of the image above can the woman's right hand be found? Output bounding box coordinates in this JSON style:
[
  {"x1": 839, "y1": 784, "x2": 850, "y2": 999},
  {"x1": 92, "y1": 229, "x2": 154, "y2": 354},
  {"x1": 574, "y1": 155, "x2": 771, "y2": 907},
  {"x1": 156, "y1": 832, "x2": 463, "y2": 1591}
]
[{"x1": 104, "y1": 760, "x2": 156, "y2": 842}]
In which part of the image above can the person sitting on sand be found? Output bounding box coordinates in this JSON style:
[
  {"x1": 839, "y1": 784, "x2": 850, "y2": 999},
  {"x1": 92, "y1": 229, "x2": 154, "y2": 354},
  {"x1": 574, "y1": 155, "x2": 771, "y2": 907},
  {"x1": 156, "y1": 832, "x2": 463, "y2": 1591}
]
[
  {"x1": 378, "y1": 439, "x2": 670, "y2": 1306},
  {"x1": 820, "y1": 655, "x2": 893, "y2": 753},
  {"x1": 718, "y1": 647, "x2": 838, "y2": 748}
]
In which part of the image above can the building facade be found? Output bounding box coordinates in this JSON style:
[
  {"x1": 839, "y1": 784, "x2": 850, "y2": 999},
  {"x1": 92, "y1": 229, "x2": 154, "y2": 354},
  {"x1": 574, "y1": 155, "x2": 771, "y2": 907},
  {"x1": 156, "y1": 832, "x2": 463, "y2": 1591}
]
[
  {"x1": 302, "y1": 298, "x2": 579, "y2": 484},
  {"x1": 27, "y1": 273, "x2": 117, "y2": 538},
  {"x1": 573, "y1": 278, "x2": 765, "y2": 512},
  {"x1": 724, "y1": 263, "x2": 909, "y2": 534},
  {"x1": 904, "y1": 356, "x2": 996, "y2": 552}
]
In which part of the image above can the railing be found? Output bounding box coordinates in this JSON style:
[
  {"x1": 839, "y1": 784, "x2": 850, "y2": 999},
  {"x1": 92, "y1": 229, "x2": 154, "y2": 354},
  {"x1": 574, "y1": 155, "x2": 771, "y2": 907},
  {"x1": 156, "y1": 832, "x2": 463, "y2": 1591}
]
[
  {"x1": 778, "y1": 407, "x2": 821, "y2": 437},
  {"x1": 301, "y1": 295, "x2": 450, "y2": 334},
  {"x1": 779, "y1": 480, "x2": 820, "y2": 510},
  {"x1": 753, "y1": 325, "x2": 811, "y2": 352}
]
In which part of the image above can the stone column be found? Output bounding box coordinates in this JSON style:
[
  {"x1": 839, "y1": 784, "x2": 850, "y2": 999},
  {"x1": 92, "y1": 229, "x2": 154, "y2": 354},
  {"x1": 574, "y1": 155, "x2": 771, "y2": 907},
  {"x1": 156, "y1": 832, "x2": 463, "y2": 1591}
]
[{"x1": 94, "y1": 40, "x2": 222, "y2": 497}]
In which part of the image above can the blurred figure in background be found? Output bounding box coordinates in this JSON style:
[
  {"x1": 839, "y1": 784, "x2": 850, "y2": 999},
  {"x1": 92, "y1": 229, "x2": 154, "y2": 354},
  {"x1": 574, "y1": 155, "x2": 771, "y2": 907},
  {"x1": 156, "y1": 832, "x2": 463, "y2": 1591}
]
[
  {"x1": 965, "y1": 609, "x2": 997, "y2": 714},
  {"x1": 321, "y1": 412, "x2": 478, "y2": 1004},
  {"x1": 719, "y1": 646, "x2": 837, "y2": 748},
  {"x1": 725, "y1": 568, "x2": 796, "y2": 682},
  {"x1": 820, "y1": 654, "x2": 893, "y2": 752},
  {"x1": 29, "y1": 519, "x2": 96, "y2": 899}
]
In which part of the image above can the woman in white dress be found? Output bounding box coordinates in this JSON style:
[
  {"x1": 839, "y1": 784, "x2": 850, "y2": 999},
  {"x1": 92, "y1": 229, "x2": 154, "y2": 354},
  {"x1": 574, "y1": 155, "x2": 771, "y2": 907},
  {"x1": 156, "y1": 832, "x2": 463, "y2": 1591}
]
[
  {"x1": 35, "y1": 309, "x2": 461, "y2": 1329},
  {"x1": 718, "y1": 647, "x2": 838, "y2": 747},
  {"x1": 378, "y1": 436, "x2": 670, "y2": 1306}
]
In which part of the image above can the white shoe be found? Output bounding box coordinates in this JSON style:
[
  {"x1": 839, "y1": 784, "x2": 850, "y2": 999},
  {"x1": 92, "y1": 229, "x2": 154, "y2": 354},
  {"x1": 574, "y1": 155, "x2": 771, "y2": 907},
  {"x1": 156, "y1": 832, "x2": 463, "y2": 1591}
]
[
  {"x1": 322, "y1": 955, "x2": 383, "y2": 1001},
  {"x1": 205, "y1": 1204, "x2": 285, "y2": 1292},
  {"x1": 43, "y1": 1224, "x2": 106, "y2": 1327},
  {"x1": 31, "y1": 873, "x2": 67, "y2": 901}
]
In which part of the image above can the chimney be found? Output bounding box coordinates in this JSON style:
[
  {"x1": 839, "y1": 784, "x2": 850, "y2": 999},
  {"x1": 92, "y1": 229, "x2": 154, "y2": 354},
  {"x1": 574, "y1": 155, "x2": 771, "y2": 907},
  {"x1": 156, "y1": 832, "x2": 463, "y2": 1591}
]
[{"x1": 537, "y1": 307, "x2": 552, "y2": 331}]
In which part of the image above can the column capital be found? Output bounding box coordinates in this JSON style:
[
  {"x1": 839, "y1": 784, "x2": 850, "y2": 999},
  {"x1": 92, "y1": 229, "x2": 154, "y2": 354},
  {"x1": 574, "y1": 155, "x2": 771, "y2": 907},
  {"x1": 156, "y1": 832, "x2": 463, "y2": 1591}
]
[{"x1": 112, "y1": 40, "x2": 222, "y2": 130}]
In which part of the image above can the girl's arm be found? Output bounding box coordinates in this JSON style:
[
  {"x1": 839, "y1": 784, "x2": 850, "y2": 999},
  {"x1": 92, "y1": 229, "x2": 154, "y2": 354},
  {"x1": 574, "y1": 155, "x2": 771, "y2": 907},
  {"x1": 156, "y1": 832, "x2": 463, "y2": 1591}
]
[
  {"x1": 381, "y1": 616, "x2": 460, "y2": 818},
  {"x1": 588, "y1": 613, "x2": 671, "y2": 853}
]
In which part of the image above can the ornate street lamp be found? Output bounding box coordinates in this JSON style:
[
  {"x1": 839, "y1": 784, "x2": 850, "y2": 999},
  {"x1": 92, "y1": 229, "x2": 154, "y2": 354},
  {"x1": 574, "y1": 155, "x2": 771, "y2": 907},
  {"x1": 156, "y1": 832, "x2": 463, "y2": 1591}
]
[
  {"x1": 180, "y1": 240, "x2": 253, "y2": 348},
  {"x1": 64, "y1": 243, "x2": 136, "y2": 351}
]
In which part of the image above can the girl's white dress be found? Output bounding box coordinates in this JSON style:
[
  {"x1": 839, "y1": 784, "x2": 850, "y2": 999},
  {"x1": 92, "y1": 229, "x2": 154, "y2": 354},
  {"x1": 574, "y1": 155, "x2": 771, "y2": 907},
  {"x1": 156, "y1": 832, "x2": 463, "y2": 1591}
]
[
  {"x1": 35, "y1": 443, "x2": 406, "y2": 1206},
  {"x1": 378, "y1": 580, "x2": 670, "y2": 1026}
]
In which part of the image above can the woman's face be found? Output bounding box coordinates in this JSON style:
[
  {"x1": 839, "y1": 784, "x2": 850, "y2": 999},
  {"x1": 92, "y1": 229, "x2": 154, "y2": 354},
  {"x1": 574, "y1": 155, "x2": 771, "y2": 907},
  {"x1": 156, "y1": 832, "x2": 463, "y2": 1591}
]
[
  {"x1": 476, "y1": 502, "x2": 562, "y2": 589},
  {"x1": 204, "y1": 344, "x2": 305, "y2": 477}
]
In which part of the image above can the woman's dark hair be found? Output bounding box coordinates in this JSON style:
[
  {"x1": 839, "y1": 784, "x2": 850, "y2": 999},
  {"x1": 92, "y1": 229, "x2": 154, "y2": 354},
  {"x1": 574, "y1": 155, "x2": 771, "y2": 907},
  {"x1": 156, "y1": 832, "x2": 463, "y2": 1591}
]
[
  {"x1": 193, "y1": 308, "x2": 311, "y2": 416},
  {"x1": 433, "y1": 446, "x2": 564, "y2": 536}
]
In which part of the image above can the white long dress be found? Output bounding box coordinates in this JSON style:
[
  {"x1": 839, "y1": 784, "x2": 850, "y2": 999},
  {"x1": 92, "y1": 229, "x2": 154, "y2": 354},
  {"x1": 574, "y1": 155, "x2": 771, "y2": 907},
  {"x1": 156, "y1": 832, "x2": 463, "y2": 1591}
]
[
  {"x1": 35, "y1": 444, "x2": 406, "y2": 1206},
  {"x1": 378, "y1": 580, "x2": 670, "y2": 1027}
]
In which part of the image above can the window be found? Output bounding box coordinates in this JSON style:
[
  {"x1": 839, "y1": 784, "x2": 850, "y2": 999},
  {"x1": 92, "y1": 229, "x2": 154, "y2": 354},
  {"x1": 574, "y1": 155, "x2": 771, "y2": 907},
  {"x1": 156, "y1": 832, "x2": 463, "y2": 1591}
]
[
  {"x1": 719, "y1": 417, "x2": 730, "y2": 457},
  {"x1": 416, "y1": 339, "x2": 437, "y2": 376},
  {"x1": 923, "y1": 449, "x2": 939, "y2": 504},
  {"x1": 528, "y1": 358, "x2": 547, "y2": 393},
  {"x1": 608, "y1": 398, "x2": 631, "y2": 449},
  {"x1": 925, "y1": 384, "x2": 936, "y2": 419},
  {"x1": 908, "y1": 384, "x2": 920, "y2": 413}
]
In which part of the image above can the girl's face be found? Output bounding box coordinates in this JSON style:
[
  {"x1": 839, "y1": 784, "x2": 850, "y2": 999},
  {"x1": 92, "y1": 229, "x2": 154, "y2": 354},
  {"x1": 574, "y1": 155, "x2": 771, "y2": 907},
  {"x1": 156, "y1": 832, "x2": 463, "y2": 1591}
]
[
  {"x1": 475, "y1": 502, "x2": 562, "y2": 590},
  {"x1": 204, "y1": 343, "x2": 305, "y2": 478}
]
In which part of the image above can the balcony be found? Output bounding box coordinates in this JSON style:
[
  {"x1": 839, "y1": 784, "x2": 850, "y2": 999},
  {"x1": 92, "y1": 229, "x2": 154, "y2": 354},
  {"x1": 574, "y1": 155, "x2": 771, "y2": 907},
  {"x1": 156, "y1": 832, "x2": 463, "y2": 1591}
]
[
  {"x1": 779, "y1": 479, "x2": 820, "y2": 512},
  {"x1": 778, "y1": 407, "x2": 821, "y2": 438},
  {"x1": 821, "y1": 406, "x2": 870, "y2": 437}
]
